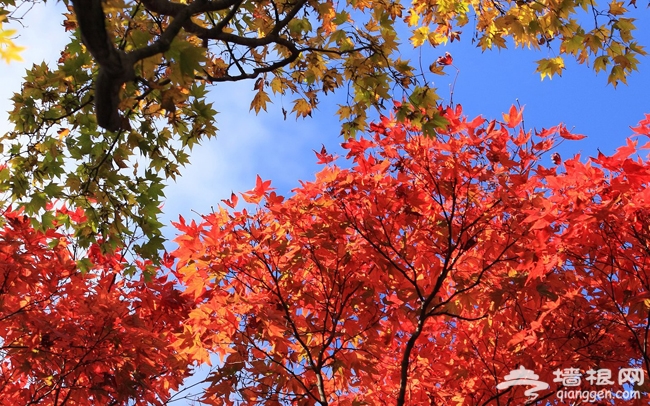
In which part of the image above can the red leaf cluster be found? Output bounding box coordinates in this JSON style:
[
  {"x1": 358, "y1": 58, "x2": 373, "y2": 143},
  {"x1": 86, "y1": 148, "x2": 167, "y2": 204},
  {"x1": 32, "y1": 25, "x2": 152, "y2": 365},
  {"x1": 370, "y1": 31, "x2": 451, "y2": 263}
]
[
  {"x1": 5, "y1": 106, "x2": 650, "y2": 405},
  {"x1": 170, "y1": 105, "x2": 650, "y2": 405},
  {"x1": 0, "y1": 208, "x2": 193, "y2": 405}
]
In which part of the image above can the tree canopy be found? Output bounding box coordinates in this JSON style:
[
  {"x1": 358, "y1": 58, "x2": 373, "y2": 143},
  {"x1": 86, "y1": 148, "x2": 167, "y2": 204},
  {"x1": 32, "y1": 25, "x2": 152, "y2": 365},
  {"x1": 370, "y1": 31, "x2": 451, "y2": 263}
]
[
  {"x1": 0, "y1": 0, "x2": 646, "y2": 265},
  {"x1": 167, "y1": 105, "x2": 650, "y2": 405},
  {"x1": 0, "y1": 0, "x2": 650, "y2": 404},
  {"x1": 4, "y1": 102, "x2": 650, "y2": 404}
]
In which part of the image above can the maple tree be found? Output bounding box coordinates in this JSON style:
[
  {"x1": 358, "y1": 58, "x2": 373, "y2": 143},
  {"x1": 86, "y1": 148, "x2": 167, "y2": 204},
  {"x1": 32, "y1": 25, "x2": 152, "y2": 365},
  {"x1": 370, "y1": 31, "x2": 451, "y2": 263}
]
[
  {"x1": 0, "y1": 0, "x2": 646, "y2": 264},
  {"x1": 168, "y1": 104, "x2": 650, "y2": 405},
  {"x1": 0, "y1": 204, "x2": 195, "y2": 405},
  {"x1": 542, "y1": 119, "x2": 650, "y2": 393},
  {"x1": 1, "y1": 101, "x2": 650, "y2": 404}
]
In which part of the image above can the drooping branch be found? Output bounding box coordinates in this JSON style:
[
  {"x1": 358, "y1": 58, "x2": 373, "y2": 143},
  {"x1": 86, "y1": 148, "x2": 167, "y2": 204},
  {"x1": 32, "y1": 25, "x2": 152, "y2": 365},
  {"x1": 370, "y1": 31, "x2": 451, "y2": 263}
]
[{"x1": 127, "y1": 0, "x2": 239, "y2": 62}]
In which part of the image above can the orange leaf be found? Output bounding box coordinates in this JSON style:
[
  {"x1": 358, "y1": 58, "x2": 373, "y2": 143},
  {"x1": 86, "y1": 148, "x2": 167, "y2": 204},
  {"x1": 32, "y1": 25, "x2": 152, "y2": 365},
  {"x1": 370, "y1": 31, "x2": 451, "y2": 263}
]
[
  {"x1": 503, "y1": 105, "x2": 524, "y2": 128},
  {"x1": 254, "y1": 175, "x2": 274, "y2": 196},
  {"x1": 436, "y1": 52, "x2": 453, "y2": 66},
  {"x1": 221, "y1": 192, "x2": 238, "y2": 209},
  {"x1": 559, "y1": 125, "x2": 586, "y2": 140}
]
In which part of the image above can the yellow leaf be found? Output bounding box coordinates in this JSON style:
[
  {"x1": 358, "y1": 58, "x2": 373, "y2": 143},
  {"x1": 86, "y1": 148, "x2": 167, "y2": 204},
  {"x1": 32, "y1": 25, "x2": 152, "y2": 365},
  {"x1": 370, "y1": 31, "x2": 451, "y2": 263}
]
[
  {"x1": 57, "y1": 128, "x2": 70, "y2": 140},
  {"x1": 292, "y1": 98, "x2": 312, "y2": 118},
  {"x1": 250, "y1": 90, "x2": 271, "y2": 114},
  {"x1": 594, "y1": 55, "x2": 609, "y2": 73},
  {"x1": 608, "y1": 65, "x2": 626, "y2": 87},
  {"x1": 0, "y1": 21, "x2": 25, "y2": 64},
  {"x1": 411, "y1": 26, "x2": 429, "y2": 47},
  {"x1": 609, "y1": 0, "x2": 627, "y2": 15},
  {"x1": 337, "y1": 105, "x2": 352, "y2": 120},
  {"x1": 535, "y1": 57, "x2": 565, "y2": 80},
  {"x1": 428, "y1": 63, "x2": 445, "y2": 75},
  {"x1": 269, "y1": 77, "x2": 284, "y2": 94},
  {"x1": 428, "y1": 31, "x2": 448, "y2": 46},
  {"x1": 407, "y1": 10, "x2": 419, "y2": 26}
]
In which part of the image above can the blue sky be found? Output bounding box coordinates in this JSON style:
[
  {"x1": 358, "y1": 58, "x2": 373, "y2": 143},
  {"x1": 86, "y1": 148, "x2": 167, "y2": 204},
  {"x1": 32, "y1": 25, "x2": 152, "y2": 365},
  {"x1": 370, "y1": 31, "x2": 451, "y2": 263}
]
[
  {"x1": 1, "y1": 3, "x2": 650, "y2": 404},
  {"x1": 158, "y1": 13, "x2": 650, "y2": 234}
]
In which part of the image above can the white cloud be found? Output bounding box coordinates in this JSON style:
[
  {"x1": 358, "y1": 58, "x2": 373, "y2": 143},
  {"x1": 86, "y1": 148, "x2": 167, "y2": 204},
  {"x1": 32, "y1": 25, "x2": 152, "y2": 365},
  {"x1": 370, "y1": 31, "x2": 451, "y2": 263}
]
[{"x1": 160, "y1": 80, "x2": 346, "y2": 229}]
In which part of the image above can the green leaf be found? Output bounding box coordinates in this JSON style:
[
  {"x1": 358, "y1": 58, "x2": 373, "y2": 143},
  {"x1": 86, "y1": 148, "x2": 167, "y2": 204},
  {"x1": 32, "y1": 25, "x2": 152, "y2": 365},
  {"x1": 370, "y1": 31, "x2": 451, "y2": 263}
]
[
  {"x1": 179, "y1": 45, "x2": 206, "y2": 77},
  {"x1": 76, "y1": 258, "x2": 93, "y2": 275},
  {"x1": 332, "y1": 11, "x2": 349, "y2": 25}
]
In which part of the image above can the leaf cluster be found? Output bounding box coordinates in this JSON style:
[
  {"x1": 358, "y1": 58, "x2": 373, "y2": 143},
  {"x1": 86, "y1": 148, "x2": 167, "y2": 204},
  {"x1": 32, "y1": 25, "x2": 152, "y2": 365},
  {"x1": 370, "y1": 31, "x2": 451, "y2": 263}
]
[
  {"x1": 3, "y1": 105, "x2": 650, "y2": 405},
  {"x1": 0, "y1": 205, "x2": 194, "y2": 405},
  {"x1": 168, "y1": 104, "x2": 650, "y2": 405}
]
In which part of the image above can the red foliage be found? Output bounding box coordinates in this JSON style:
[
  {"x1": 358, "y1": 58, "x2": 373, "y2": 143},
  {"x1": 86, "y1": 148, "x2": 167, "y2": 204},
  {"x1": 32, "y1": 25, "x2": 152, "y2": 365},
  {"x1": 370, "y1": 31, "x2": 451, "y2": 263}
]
[
  {"x1": 6, "y1": 104, "x2": 650, "y2": 405},
  {"x1": 0, "y1": 208, "x2": 193, "y2": 405},
  {"x1": 171, "y1": 105, "x2": 650, "y2": 405}
]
